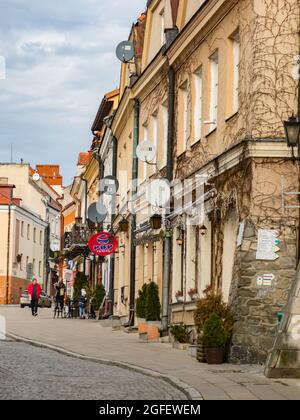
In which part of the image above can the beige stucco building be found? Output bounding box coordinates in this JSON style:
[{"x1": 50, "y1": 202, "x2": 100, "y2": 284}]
[{"x1": 108, "y1": 0, "x2": 300, "y2": 365}]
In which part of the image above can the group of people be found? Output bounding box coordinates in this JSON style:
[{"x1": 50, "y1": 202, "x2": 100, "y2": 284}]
[{"x1": 27, "y1": 277, "x2": 87, "y2": 319}]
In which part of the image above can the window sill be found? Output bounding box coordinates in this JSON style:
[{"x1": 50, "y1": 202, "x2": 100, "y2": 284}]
[
  {"x1": 191, "y1": 138, "x2": 201, "y2": 147},
  {"x1": 225, "y1": 111, "x2": 239, "y2": 123},
  {"x1": 205, "y1": 126, "x2": 217, "y2": 138}
]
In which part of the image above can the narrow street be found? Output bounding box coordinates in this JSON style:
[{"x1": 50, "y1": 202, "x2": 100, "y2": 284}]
[
  {"x1": 1, "y1": 306, "x2": 300, "y2": 401},
  {"x1": 0, "y1": 339, "x2": 186, "y2": 400}
]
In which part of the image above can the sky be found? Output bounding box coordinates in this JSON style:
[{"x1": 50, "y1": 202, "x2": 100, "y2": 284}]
[{"x1": 0, "y1": 0, "x2": 146, "y2": 185}]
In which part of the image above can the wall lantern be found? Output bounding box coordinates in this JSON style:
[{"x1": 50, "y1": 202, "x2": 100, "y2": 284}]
[
  {"x1": 284, "y1": 116, "x2": 300, "y2": 148},
  {"x1": 150, "y1": 214, "x2": 162, "y2": 230},
  {"x1": 176, "y1": 231, "x2": 184, "y2": 246},
  {"x1": 200, "y1": 225, "x2": 208, "y2": 236},
  {"x1": 119, "y1": 218, "x2": 129, "y2": 232}
]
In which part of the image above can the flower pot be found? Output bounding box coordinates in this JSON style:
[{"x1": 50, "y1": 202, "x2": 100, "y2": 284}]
[
  {"x1": 176, "y1": 296, "x2": 184, "y2": 303},
  {"x1": 197, "y1": 335, "x2": 206, "y2": 363},
  {"x1": 146, "y1": 321, "x2": 161, "y2": 342},
  {"x1": 137, "y1": 318, "x2": 147, "y2": 336},
  {"x1": 188, "y1": 345, "x2": 197, "y2": 358},
  {"x1": 206, "y1": 347, "x2": 224, "y2": 365}
]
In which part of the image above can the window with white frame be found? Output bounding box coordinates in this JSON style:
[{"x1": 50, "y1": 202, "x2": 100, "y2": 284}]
[
  {"x1": 160, "y1": 9, "x2": 165, "y2": 47},
  {"x1": 27, "y1": 224, "x2": 30, "y2": 240},
  {"x1": 162, "y1": 103, "x2": 168, "y2": 167},
  {"x1": 209, "y1": 52, "x2": 219, "y2": 128},
  {"x1": 152, "y1": 113, "x2": 159, "y2": 167},
  {"x1": 193, "y1": 68, "x2": 203, "y2": 143},
  {"x1": 33, "y1": 227, "x2": 36, "y2": 243},
  {"x1": 182, "y1": 85, "x2": 189, "y2": 151},
  {"x1": 232, "y1": 35, "x2": 240, "y2": 114},
  {"x1": 142, "y1": 125, "x2": 148, "y2": 180}
]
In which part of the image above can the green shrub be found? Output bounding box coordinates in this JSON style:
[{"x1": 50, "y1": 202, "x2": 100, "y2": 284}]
[
  {"x1": 194, "y1": 287, "x2": 234, "y2": 339},
  {"x1": 136, "y1": 283, "x2": 148, "y2": 319},
  {"x1": 92, "y1": 284, "x2": 106, "y2": 311},
  {"x1": 203, "y1": 313, "x2": 227, "y2": 348},
  {"x1": 145, "y1": 282, "x2": 161, "y2": 322},
  {"x1": 73, "y1": 272, "x2": 87, "y2": 306},
  {"x1": 170, "y1": 323, "x2": 190, "y2": 343}
]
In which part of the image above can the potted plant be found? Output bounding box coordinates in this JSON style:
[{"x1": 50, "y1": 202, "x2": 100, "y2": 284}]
[
  {"x1": 170, "y1": 323, "x2": 190, "y2": 350},
  {"x1": 175, "y1": 290, "x2": 184, "y2": 303},
  {"x1": 145, "y1": 282, "x2": 161, "y2": 342},
  {"x1": 136, "y1": 283, "x2": 148, "y2": 336},
  {"x1": 203, "y1": 313, "x2": 228, "y2": 364},
  {"x1": 193, "y1": 286, "x2": 234, "y2": 363},
  {"x1": 188, "y1": 288, "x2": 199, "y2": 301}
]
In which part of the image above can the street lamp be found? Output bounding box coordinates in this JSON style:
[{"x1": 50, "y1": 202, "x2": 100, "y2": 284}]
[{"x1": 284, "y1": 116, "x2": 300, "y2": 148}]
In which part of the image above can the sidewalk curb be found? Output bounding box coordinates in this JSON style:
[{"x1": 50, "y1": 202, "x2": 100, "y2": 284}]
[{"x1": 6, "y1": 332, "x2": 203, "y2": 401}]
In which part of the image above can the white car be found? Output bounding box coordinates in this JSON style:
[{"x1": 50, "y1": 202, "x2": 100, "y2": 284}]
[{"x1": 20, "y1": 290, "x2": 52, "y2": 309}]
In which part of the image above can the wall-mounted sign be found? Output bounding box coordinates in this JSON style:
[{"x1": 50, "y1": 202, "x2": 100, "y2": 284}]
[
  {"x1": 88, "y1": 232, "x2": 118, "y2": 257},
  {"x1": 256, "y1": 229, "x2": 280, "y2": 261},
  {"x1": 257, "y1": 274, "x2": 276, "y2": 288},
  {"x1": 50, "y1": 239, "x2": 60, "y2": 252}
]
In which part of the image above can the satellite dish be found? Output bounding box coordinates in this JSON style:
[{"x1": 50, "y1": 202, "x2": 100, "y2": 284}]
[
  {"x1": 116, "y1": 41, "x2": 135, "y2": 63},
  {"x1": 99, "y1": 176, "x2": 119, "y2": 196},
  {"x1": 146, "y1": 179, "x2": 171, "y2": 208},
  {"x1": 88, "y1": 202, "x2": 108, "y2": 224},
  {"x1": 136, "y1": 141, "x2": 156, "y2": 163},
  {"x1": 32, "y1": 173, "x2": 40, "y2": 182}
]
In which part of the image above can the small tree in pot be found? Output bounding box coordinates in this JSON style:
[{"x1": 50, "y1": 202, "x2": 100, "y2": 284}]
[
  {"x1": 136, "y1": 283, "x2": 148, "y2": 336},
  {"x1": 203, "y1": 313, "x2": 228, "y2": 364},
  {"x1": 145, "y1": 282, "x2": 161, "y2": 341}
]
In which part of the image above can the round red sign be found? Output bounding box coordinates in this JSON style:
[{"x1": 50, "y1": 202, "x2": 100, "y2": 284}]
[{"x1": 88, "y1": 232, "x2": 118, "y2": 256}]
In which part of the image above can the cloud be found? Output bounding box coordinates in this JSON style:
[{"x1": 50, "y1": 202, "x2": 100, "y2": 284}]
[{"x1": 0, "y1": 0, "x2": 146, "y2": 185}]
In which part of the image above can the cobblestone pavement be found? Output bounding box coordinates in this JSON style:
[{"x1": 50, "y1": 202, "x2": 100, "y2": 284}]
[
  {"x1": 0, "y1": 340, "x2": 187, "y2": 400},
  {"x1": 1, "y1": 306, "x2": 300, "y2": 400}
]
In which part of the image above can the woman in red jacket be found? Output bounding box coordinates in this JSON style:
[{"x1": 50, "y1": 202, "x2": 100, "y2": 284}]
[{"x1": 27, "y1": 278, "x2": 42, "y2": 317}]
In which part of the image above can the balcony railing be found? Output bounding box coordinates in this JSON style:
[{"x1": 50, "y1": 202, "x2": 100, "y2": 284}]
[{"x1": 64, "y1": 224, "x2": 91, "y2": 251}]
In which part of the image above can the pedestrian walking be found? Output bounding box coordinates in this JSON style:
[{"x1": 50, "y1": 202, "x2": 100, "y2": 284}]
[
  {"x1": 54, "y1": 279, "x2": 66, "y2": 317},
  {"x1": 27, "y1": 278, "x2": 42, "y2": 317},
  {"x1": 78, "y1": 289, "x2": 87, "y2": 319}
]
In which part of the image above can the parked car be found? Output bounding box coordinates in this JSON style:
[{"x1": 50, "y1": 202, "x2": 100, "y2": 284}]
[{"x1": 20, "y1": 290, "x2": 52, "y2": 309}]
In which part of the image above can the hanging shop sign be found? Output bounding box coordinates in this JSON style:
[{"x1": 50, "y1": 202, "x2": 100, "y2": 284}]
[{"x1": 88, "y1": 232, "x2": 118, "y2": 257}]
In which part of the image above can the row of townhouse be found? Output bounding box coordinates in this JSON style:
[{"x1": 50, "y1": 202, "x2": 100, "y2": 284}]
[
  {"x1": 63, "y1": 0, "x2": 300, "y2": 371},
  {"x1": 0, "y1": 164, "x2": 62, "y2": 303}
]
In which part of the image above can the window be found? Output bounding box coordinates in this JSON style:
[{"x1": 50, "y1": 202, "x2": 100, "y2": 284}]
[
  {"x1": 209, "y1": 52, "x2": 219, "y2": 129},
  {"x1": 160, "y1": 9, "x2": 165, "y2": 47},
  {"x1": 178, "y1": 83, "x2": 189, "y2": 154},
  {"x1": 21, "y1": 221, "x2": 24, "y2": 237},
  {"x1": 232, "y1": 35, "x2": 240, "y2": 114},
  {"x1": 33, "y1": 259, "x2": 35, "y2": 275},
  {"x1": 39, "y1": 261, "x2": 42, "y2": 277},
  {"x1": 40, "y1": 230, "x2": 43, "y2": 245},
  {"x1": 27, "y1": 224, "x2": 30, "y2": 240},
  {"x1": 142, "y1": 125, "x2": 148, "y2": 180},
  {"x1": 33, "y1": 227, "x2": 36, "y2": 243},
  {"x1": 193, "y1": 68, "x2": 203, "y2": 143},
  {"x1": 152, "y1": 113, "x2": 159, "y2": 169},
  {"x1": 162, "y1": 103, "x2": 168, "y2": 167}
]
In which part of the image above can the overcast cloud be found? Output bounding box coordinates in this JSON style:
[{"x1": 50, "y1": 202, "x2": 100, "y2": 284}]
[{"x1": 0, "y1": 0, "x2": 146, "y2": 184}]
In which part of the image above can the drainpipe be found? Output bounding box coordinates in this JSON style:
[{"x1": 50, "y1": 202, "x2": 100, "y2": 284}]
[
  {"x1": 108, "y1": 135, "x2": 118, "y2": 317},
  {"x1": 162, "y1": 66, "x2": 175, "y2": 332},
  {"x1": 6, "y1": 186, "x2": 14, "y2": 305},
  {"x1": 129, "y1": 99, "x2": 140, "y2": 326}
]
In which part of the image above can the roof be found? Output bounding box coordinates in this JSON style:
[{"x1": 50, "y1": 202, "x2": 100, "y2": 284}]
[{"x1": 91, "y1": 99, "x2": 114, "y2": 133}]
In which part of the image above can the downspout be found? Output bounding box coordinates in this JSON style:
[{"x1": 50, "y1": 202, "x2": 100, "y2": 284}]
[
  {"x1": 109, "y1": 135, "x2": 118, "y2": 317},
  {"x1": 162, "y1": 65, "x2": 175, "y2": 332},
  {"x1": 129, "y1": 99, "x2": 140, "y2": 326}
]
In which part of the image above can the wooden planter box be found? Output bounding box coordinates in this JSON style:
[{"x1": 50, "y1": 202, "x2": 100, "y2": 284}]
[{"x1": 139, "y1": 321, "x2": 161, "y2": 342}]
